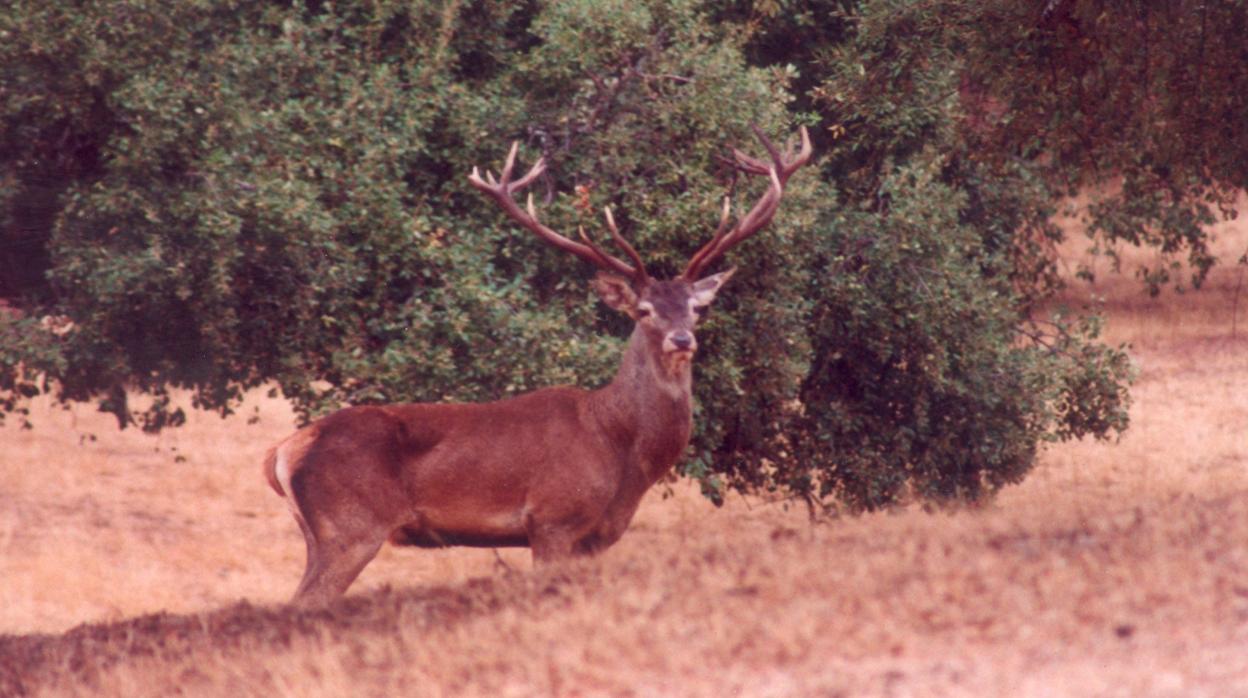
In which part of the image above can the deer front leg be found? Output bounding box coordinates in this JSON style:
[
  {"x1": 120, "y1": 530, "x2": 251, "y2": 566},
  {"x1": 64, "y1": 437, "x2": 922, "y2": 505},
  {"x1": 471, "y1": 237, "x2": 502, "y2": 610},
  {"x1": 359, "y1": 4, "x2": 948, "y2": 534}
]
[
  {"x1": 524, "y1": 503, "x2": 607, "y2": 566},
  {"x1": 572, "y1": 495, "x2": 645, "y2": 555}
]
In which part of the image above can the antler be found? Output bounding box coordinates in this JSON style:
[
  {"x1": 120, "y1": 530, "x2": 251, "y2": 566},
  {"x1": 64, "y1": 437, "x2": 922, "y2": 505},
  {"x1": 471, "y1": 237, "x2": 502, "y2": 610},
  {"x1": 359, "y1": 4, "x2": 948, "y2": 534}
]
[
  {"x1": 682, "y1": 125, "x2": 812, "y2": 280},
  {"x1": 468, "y1": 142, "x2": 647, "y2": 284}
]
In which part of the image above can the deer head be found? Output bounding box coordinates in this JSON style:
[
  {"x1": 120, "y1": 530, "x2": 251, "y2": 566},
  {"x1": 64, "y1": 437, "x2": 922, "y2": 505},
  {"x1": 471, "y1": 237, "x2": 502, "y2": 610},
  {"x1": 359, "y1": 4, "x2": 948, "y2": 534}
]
[{"x1": 467, "y1": 125, "x2": 812, "y2": 370}]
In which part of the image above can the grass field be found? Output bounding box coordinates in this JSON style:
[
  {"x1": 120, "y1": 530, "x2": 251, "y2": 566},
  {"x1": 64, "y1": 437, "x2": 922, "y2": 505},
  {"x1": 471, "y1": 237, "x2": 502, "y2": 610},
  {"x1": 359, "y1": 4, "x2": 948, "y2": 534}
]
[{"x1": 2, "y1": 214, "x2": 1246, "y2": 696}]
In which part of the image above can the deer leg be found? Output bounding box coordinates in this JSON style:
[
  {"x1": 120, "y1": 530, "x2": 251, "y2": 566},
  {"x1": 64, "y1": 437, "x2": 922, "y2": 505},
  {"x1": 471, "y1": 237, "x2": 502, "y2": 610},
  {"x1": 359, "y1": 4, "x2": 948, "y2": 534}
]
[
  {"x1": 292, "y1": 532, "x2": 386, "y2": 607},
  {"x1": 291, "y1": 513, "x2": 321, "y2": 596},
  {"x1": 574, "y1": 501, "x2": 640, "y2": 556},
  {"x1": 525, "y1": 514, "x2": 584, "y2": 566},
  {"x1": 288, "y1": 493, "x2": 389, "y2": 607}
]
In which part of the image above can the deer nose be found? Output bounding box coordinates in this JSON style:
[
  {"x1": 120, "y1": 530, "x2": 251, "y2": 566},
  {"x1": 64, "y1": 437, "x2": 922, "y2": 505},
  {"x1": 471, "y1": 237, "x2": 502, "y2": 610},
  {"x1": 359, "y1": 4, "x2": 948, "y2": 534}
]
[{"x1": 670, "y1": 331, "x2": 695, "y2": 351}]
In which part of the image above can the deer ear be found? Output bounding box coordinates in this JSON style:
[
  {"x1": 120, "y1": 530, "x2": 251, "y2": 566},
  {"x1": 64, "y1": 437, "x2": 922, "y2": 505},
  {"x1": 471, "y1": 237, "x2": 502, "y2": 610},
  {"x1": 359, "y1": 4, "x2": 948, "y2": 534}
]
[
  {"x1": 592, "y1": 273, "x2": 640, "y2": 314},
  {"x1": 690, "y1": 267, "x2": 735, "y2": 306}
]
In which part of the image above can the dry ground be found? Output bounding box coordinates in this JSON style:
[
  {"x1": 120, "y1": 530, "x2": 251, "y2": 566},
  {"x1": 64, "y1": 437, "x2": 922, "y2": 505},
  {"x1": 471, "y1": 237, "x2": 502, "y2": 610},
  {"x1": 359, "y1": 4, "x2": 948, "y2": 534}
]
[{"x1": 1, "y1": 214, "x2": 1246, "y2": 696}]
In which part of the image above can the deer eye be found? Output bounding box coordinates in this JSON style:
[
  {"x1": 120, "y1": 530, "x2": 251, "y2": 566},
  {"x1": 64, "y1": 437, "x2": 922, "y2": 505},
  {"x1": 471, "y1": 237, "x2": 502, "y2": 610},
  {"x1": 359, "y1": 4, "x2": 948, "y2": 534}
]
[
  {"x1": 635, "y1": 303, "x2": 654, "y2": 319},
  {"x1": 692, "y1": 304, "x2": 709, "y2": 319}
]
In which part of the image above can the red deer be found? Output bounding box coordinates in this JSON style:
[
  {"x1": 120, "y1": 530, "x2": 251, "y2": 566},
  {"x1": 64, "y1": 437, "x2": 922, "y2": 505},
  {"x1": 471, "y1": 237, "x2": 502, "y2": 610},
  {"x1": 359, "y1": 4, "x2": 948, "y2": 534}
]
[{"x1": 263, "y1": 126, "x2": 811, "y2": 605}]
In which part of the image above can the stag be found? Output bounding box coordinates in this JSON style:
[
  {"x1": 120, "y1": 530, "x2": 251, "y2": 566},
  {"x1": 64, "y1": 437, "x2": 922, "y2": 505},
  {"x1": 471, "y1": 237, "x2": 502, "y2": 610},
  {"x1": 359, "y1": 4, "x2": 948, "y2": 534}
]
[{"x1": 264, "y1": 126, "x2": 811, "y2": 605}]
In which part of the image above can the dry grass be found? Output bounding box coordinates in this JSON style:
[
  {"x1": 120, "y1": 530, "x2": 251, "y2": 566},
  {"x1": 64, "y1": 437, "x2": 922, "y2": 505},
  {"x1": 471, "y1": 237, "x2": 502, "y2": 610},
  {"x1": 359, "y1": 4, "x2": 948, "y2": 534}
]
[{"x1": 2, "y1": 212, "x2": 1247, "y2": 696}]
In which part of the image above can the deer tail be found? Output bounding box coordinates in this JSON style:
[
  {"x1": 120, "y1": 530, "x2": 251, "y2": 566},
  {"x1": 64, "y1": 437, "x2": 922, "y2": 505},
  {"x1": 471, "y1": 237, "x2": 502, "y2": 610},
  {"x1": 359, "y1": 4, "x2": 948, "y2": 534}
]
[{"x1": 262, "y1": 443, "x2": 284, "y2": 497}]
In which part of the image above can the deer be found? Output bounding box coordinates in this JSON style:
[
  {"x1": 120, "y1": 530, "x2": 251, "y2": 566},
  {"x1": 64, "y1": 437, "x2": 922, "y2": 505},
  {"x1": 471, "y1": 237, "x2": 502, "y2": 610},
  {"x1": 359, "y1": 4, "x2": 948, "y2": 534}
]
[{"x1": 263, "y1": 126, "x2": 811, "y2": 606}]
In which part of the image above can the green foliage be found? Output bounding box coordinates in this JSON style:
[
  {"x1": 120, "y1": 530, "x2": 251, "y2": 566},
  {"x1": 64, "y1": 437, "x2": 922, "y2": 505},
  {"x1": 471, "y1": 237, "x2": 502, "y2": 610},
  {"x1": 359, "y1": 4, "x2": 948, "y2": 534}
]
[
  {"x1": 691, "y1": 0, "x2": 1137, "y2": 509},
  {"x1": 791, "y1": 160, "x2": 1130, "y2": 509},
  {"x1": 0, "y1": 0, "x2": 1161, "y2": 512}
]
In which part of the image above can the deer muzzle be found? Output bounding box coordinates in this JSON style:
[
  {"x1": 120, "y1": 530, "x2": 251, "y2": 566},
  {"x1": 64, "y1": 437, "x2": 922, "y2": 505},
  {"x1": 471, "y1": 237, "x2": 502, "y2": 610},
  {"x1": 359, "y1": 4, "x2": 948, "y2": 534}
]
[{"x1": 665, "y1": 330, "x2": 696, "y2": 354}]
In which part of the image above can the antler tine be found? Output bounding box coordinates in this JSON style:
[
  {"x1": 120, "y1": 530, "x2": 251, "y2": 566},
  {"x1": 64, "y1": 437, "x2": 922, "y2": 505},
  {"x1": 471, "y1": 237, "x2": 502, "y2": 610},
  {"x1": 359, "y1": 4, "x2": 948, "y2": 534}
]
[
  {"x1": 791, "y1": 125, "x2": 814, "y2": 170},
  {"x1": 732, "y1": 148, "x2": 771, "y2": 175},
  {"x1": 500, "y1": 141, "x2": 520, "y2": 183},
  {"x1": 682, "y1": 125, "x2": 812, "y2": 280},
  {"x1": 603, "y1": 207, "x2": 649, "y2": 283},
  {"x1": 732, "y1": 167, "x2": 784, "y2": 233},
  {"x1": 575, "y1": 213, "x2": 649, "y2": 284},
  {"x1": 683, "y1": 196, "x2": 734, "y2": 281},
  {"x1": 512, "y1": 156, "x2": 546, "y2": 191},
  {"x1": 577, "y1": 225, "x2": 619, "y2": 270},
  {"x1": 468, "y1": 142, "x2": 641, "y2": 280},
  {"x1": 750, "y1": 123, "x2": 784, "y2": 170},
  {"x1": 693, "y1": 171, "x2": 782, "y2": 273}
]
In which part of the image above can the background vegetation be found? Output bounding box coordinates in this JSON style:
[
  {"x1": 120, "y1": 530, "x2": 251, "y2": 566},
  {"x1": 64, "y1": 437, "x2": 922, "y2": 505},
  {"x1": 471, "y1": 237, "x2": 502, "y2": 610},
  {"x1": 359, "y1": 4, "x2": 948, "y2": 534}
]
[{"x1": 2, "y1": 0, "x2": 1242, "y2": 510}]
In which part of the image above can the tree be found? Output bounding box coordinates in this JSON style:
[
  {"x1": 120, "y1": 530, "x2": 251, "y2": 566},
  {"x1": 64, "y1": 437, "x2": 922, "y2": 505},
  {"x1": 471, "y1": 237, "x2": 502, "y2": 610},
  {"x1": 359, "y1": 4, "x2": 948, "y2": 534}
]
[
  {"x1": 959, "y1": 0, "x2": 1247, "y2": 293},
  {"x1": 1, "y1": 0, "x2": 1143, "y2": 511},
  {"x1": 712, "y1": 0, "x2": 1247, "y2": 294},
  {"x1": 691, "y1": 0, "x2": 1142, "y2": 507}
]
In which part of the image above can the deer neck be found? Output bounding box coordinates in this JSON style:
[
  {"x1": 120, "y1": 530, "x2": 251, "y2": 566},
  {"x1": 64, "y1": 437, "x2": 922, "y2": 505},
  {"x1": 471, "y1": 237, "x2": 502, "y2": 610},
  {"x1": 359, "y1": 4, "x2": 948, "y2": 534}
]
[
  {"x1": 617, "y1": 325, "x2": 693, "y2": 400},
  {"x1": 594, "y1": 325, "x2": 694, "y2": 482}
]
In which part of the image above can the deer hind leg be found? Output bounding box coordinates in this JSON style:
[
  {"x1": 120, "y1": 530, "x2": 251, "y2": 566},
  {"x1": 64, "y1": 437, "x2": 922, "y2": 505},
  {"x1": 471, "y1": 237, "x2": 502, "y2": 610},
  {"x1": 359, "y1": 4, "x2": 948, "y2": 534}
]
[
  {"x1": 287, "y1": 482, "x2": 391, "y2": 607},
  {"x1": 290, "y1": 510, "x2": 388, "y2": 607},
  {"x1": 292, "y1": 536, "x2": 385, "y2": 607}
]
